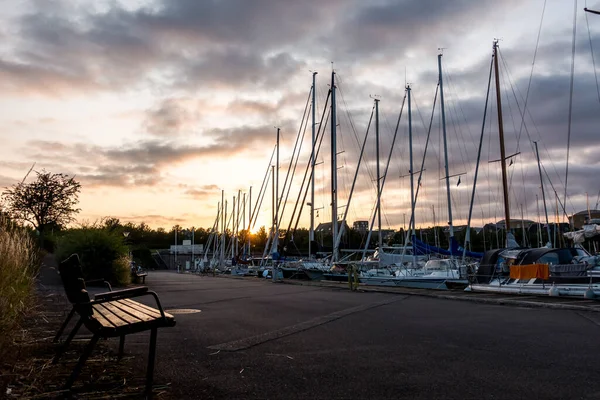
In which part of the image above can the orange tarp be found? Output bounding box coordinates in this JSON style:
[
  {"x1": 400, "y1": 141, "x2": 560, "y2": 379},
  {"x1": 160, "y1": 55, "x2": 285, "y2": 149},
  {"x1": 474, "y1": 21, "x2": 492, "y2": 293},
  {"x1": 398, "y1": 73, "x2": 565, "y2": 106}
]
[{"x1": 509, "y1": 264, "x2": 550, "y2": 280}]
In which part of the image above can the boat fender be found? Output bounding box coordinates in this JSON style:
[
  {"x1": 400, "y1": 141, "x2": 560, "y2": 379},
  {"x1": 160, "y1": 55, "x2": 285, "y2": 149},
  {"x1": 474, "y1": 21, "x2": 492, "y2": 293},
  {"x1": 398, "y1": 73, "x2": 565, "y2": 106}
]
[
  {"x1": 548, "y1": 286, "x2": 560, "y2": 297},
  {"x1": 584, "y1": 288, "x2": 596, "y2": 299}
]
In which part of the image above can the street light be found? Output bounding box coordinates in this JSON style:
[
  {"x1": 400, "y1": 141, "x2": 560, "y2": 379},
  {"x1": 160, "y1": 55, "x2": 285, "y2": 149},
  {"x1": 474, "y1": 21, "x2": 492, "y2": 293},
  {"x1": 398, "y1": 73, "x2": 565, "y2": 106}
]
[{"x1": 122, "y1": 231, "x2": 131, "y2": 264}]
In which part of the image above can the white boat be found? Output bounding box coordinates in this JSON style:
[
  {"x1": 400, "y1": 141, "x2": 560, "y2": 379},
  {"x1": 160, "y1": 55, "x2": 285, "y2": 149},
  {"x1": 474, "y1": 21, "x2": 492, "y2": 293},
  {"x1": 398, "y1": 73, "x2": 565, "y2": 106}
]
[
  {"x1": 360, "y1": 258, "x2": 465, "y2": 290},
  {"x1": 467, "y1": 247, "x2": 600, "y2": 297}
]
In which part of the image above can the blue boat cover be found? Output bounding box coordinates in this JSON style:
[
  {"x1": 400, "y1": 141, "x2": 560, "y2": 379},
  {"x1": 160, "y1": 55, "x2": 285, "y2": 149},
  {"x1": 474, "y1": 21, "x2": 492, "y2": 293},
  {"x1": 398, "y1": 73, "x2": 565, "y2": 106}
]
[{"x1": 412, "y1": 235, "x2": 484, "y2": 259}]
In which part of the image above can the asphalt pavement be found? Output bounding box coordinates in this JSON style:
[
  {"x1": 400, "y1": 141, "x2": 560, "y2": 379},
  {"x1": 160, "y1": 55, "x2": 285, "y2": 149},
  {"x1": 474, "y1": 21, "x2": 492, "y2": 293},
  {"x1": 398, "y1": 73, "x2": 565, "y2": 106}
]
[{"x1": 105, "y1": 271, "x2": 600, "y2": 399}]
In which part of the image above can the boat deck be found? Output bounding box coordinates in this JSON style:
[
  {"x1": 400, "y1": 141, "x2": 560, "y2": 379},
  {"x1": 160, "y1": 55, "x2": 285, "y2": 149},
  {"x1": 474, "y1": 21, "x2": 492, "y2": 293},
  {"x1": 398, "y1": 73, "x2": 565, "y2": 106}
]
[{"x1": 275, "y1": 278, "x2": 600, "y2": 312}]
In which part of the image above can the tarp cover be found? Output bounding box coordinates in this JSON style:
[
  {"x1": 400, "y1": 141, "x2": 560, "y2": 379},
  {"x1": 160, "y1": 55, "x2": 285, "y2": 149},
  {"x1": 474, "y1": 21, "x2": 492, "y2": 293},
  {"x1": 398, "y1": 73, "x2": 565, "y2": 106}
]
[
  {"x1": 412, "y1": 236, "x2": 484, "y2": 259},
  {"x1": 509, "y1": 264, "x2": 549, "y2": 280},
  {"x1": 548, "y1": 263, "x2": 590, "y2": 277},
  {"x1": 564, "y1": 224, "x2": 600, "y2": 244}
]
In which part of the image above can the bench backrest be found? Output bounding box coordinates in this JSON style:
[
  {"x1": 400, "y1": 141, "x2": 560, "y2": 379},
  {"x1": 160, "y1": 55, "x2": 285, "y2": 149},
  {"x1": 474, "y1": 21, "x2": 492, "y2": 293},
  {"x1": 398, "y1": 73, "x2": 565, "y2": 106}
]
[{"x1": 58, "y1": 254, "x2": 92, "y2": 315}]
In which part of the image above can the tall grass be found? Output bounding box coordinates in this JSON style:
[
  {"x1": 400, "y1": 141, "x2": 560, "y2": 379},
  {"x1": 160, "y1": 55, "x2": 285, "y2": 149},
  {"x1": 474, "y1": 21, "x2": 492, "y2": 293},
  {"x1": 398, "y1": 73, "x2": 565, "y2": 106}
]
[{"x1": 0, "y1": 216, "x2": 40, "y2": 353}]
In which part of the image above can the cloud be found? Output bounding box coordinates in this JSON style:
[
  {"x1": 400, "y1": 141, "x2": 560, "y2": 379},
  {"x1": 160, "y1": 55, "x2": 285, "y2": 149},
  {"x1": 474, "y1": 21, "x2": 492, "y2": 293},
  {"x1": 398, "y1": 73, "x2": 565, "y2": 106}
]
[{"x1": 143, "y1": 98, "x2": 200, "y2": 137}]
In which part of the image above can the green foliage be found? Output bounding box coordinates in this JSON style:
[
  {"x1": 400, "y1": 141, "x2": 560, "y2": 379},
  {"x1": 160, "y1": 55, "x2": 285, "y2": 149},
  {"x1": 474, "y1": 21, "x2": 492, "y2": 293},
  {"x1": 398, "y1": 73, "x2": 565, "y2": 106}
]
[
  {"x1": 55, "y1": 227, "x2": 130, "y2": 286},
  {"x1": 1, "y1": 170, "x2": 81, "y2": 236},
  {"x1": 0, "y1": 216, "x2": 40, "y2": 355}
]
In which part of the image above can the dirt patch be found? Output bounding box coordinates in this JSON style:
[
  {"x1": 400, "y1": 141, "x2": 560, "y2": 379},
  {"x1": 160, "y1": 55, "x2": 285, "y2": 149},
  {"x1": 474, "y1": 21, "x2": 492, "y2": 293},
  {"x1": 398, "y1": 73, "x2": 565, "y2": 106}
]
[{"x1": 0, "y1": 288, "x2": 173, "y2": 399}]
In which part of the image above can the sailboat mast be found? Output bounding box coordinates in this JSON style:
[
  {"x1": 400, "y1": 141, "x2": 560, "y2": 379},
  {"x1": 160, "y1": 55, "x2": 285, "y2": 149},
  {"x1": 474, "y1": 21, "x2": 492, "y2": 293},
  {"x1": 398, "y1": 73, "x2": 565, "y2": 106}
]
[
  {"x1": 493, "y1": 40, "x2": 512, "y2": 237},
  {"x1": 534, "y1": 141, "x2": 551, "y2": 245},
  {"x1": 248, "y1": 186, "x2": 252, "y2": 255},
  {"x1": 407, "y1": 84, "x2": 416, "y2": 267},
  {"x1": 220, "y1": 189, "x2": 225, "y2": 266},
  {"x1": 232, "y1": 195, "x2": 236, "y2": 259},
  {"x1": 438, "y1": 53, "x2": 454, "y2": 244},
  {"x1": 331, "y1": 70, "x2": 338, "y2": 262},
  {"x1": 275, "y1": 128, "x2": 280, "y2": 252},
  {"x1": 242, "y1": 192, "x2": 246, "y2": 256},
  {"x1": 310, "y1": 72, "x2": 317, "y2": 258},
  {"x1": 375, "y1": 98, "x2": 382, "y2": 249}
]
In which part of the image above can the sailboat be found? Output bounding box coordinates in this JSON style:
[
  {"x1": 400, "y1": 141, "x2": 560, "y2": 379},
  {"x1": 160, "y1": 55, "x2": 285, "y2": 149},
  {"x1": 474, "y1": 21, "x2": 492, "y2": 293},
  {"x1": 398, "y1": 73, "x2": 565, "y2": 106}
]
[
  {"x1": 467, "y1": 40, "x2": 600, "y2": 298},
  {"x1": 360, "y1": 53, "x2": 475, "y2": 290}
]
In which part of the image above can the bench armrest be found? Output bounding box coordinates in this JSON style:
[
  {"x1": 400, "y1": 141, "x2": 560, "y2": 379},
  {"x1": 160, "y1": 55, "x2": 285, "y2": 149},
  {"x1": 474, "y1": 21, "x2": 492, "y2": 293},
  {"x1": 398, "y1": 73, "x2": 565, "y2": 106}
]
[
  {"x1": 85, "y1": 279, "x2": 112, "y2": 291},
  {"x1": 94, "y1": 287, "x2": 148, "y2": 301},
  {"x1": 93, "y1": 289, "x2": 167, "y2": 319}
]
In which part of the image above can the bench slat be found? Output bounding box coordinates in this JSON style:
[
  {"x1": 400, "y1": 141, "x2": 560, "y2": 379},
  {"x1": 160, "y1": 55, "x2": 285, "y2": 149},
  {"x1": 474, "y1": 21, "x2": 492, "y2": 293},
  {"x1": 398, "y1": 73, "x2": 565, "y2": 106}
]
[
  {"x1": 91, "y1": 306, "x2": 119, "y2": 328},
  {"x1": 120, "y1": 298, "x2": 173, "y2": 319},
  {"x1": 94, "y1": 303, "x2": 139, "y2": 327},
  {"x1": 102, "y1": 301, "x2": 152, "y2": 324},
  {"x1": 113, "y1": 300, "x2": 162, "y2": 321}
]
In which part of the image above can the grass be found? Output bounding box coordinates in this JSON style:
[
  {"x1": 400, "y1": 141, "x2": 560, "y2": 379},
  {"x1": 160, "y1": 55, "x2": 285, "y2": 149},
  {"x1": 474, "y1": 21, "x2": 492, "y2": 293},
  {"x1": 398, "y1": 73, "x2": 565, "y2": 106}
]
[{"x1": 0, "y1": 216, "x2": 40, "y2": 357}]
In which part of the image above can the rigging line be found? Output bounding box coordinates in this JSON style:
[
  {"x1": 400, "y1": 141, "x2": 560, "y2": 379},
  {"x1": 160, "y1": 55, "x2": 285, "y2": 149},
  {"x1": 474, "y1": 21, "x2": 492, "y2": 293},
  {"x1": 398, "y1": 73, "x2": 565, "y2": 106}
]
[
  {"x1": 363, "y1": 92, "x2": 408, "y2": 257},
  {"x1": 291, "y1": 99, "x2": 332, "y2": 237},
  {"x1": 289, "y1": 91, "x2": 331, "y2": 237},
  {"x1": 586, "y1": 0, "x2": 600, "y2": 106},
  {"x1": 498, "y1": 49, "x2": 568, "y2": 212},
  {"x1": 516, "y1": 0, "x2": 547, "y2": 153},
  {"x1": 276, "y1": 86, "x2": 312, "y2": 226},
  {"x1": 404, "y1": 84, "x2": 440, "y2": 234},
  {"x1": 565, "y1": 0, "x2": 578, "y2": 219},
  {"x1": 498, "y1": 49, "x2": 545, "y2": 221},
  {"x1": 336, "y1": 81, "x2": 378, "y2": 194},
  {"x1": 250, "y1": 145, "x2": 276, "y2": 229}
]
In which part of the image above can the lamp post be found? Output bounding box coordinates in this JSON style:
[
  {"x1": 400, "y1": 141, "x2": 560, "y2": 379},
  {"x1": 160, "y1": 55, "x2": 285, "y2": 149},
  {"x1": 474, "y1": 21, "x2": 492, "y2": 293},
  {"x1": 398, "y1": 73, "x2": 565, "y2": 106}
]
[
  {"x1": 123, "y1": 231, "x2": 131, "y2": 274},
  {"x1": 191, "y1": 226, "x2": 195, "y2": 272}
]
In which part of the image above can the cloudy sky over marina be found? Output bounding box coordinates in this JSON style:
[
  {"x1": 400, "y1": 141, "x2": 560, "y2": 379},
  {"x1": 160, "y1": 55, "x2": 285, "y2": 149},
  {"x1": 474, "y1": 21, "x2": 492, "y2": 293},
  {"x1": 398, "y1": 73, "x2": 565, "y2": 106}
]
[{"x1": 0, "y1": 0, "x2": 598, "y2": 231}]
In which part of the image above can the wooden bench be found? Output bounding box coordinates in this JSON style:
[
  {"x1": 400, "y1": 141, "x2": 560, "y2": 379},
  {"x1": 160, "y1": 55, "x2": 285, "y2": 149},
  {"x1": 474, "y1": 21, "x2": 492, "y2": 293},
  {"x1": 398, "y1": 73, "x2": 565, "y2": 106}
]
[
  {"x1": 54, "y1": 254, "x2": 176, "y2": 398},
  {"x1": 132, "y1": 269, "x2": 148, "y2": 284}
]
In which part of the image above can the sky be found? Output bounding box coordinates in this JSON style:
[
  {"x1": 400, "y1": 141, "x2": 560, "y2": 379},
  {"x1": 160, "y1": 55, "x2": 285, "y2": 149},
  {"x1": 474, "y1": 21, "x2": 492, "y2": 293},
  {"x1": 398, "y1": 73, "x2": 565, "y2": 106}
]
[{"x1": 0, "y1": 0, "x2": 599, "y2": 233}]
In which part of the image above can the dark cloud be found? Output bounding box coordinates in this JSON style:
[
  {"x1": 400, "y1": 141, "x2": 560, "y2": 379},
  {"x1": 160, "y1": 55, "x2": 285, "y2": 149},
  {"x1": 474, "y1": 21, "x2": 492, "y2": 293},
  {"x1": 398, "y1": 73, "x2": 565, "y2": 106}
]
[{"x1": 143, "y1": 98, "x2": 199, "y2": 137}]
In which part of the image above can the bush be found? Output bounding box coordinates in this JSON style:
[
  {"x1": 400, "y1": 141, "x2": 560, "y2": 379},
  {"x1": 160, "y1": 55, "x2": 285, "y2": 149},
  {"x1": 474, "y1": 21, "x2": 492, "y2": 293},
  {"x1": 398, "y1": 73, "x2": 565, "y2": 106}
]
[
  {"x1": 55, "y1": 227, "x2": 131, "y2": 286},
  {"x1": 0, "y1": 216, "x2": 40, "y2": 353}
]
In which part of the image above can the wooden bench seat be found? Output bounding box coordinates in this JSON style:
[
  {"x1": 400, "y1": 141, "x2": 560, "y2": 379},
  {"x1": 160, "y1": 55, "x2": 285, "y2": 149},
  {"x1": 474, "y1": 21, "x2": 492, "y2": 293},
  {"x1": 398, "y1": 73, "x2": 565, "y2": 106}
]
[{"x1": 88, "y1": 298, "x2": 174, "y2": 336}]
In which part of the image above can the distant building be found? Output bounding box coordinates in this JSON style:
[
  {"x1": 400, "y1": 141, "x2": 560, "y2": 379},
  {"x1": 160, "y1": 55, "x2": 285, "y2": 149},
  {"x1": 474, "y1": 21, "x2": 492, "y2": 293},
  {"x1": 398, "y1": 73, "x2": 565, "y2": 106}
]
[
  {"x1": 315, "y1": 221, "x2": 351, "y2": 235},
  {"x1": 569, "y1": 210, "x2": 600, "y2": 229},
  {"x1": 495, "y1": 219, "x2": 536, "y2": 230},
  {"x1": 353, "y1": 220, "x2": 369, "y2": 234}
]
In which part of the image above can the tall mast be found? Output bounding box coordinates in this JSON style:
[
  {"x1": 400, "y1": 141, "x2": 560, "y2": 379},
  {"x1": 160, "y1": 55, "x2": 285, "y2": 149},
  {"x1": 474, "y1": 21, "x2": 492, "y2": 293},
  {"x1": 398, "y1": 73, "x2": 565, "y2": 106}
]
[
  {"x1": 534, "y1": 141, "x2": 551, "y2": 245},
  {"x1": 236, "y1": 189, "x2": 241, "y2": 255},
  {"x1": 231, "y1": 195, "x2": 236, "y2": 259},
  {"x1": 220, "y1": 189, "x2": 225, "y2": 266},
  {"x1": 331, "y1": 70, "x2": 338, "y2": 262},
  {"x1": 242, "y1": 192, "x2": 246, "y2": 256},
  {"x1": 223, "y1": 199, "x2": 227, "y2": 266},
  {"x1": 248, "y1": 186, "x2": 252, "y2": 255},
  {"x1": 407, "y1": 84, "x2": 416, "y2": 267},
  {"x1": 375, "y1": 98, "x2": 382, "y2": 250},
  {"x1": 275, "y1": 128, "x2": 280, "y2": 253},
  {"x1": 463, "y1": 55, "x2": 494, "y2": 262},
  {"x1": 310, "y1": 72, "x2": 317, "y2": 258},
  {"x1": 493, "y1": 40, "x2": 512, "y2": 240},
  {"x1": 438, "y1": 53, "x2": 454, "y2": 247},
  {"x1": 271, "y1": 164, "x2": 275, "y2": 250}
]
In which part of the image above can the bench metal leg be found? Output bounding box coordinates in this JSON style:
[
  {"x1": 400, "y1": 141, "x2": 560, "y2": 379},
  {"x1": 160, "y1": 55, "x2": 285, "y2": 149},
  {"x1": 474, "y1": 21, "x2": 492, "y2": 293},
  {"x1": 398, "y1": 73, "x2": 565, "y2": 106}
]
[
  {"x1": 53, "y1": 318, "x2": 83, "y2": 364},
  {"x1": 64, "y1": 333, "x2": 100, "y2": 390},
  {"x1": 118, "y1": 335, "x2": 125, "y2": 361},
  {"x1": 53, "y1": 307, "x2": 76, "y2": 343},
  {"x1": 145, "y1": 328, "x2": 157, "y2": 399}
]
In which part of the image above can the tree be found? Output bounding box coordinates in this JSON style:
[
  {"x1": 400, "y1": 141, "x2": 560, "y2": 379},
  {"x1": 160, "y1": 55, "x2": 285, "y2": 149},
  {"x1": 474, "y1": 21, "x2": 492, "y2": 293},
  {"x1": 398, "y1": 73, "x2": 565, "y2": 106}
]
[{"x1": 2, "y1": 170, "x2": 81, "y2": 238}]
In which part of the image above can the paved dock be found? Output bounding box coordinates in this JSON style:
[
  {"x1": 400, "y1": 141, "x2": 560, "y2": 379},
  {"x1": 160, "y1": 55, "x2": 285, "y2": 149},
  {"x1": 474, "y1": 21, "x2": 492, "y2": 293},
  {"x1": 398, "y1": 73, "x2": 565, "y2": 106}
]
[{"x1": 118, "y1": 272, "x2": 600, "y2": 399}]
